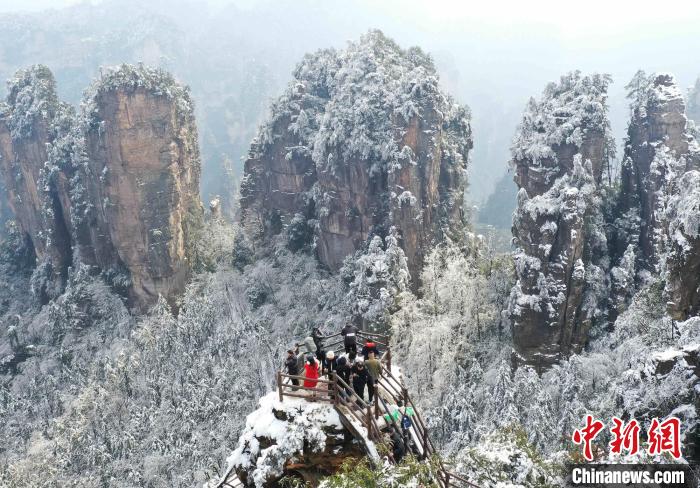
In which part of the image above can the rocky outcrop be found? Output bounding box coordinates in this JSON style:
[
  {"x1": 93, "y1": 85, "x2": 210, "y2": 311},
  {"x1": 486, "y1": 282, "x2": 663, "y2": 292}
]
[
  {"x1": 240, "y1": 30, "x2": 471, "y2": 280},
  {"x1": 509, "y1": 72, "x2": 614, "y2": 368},
  {"x1": 223, "y1": 392, "x2": 366, "y2": 487},
  {"x1": 665, "y1": 170, "x2": 700, "y2": 320},
  {"x1": 617, "y1": 74, "x2": 698, "y2": 272},
  {"x1": 0, "y1": 64, "x2": 203, "y2": 312},
  {"x1": 77, "y1": 65, "x2": 203, "y2": 311},
  {"x1": 0, "y1": 66, "x2": 74, "y2": 301},
  {"x1": 511, "y1": 72, "x2": 700, "y2": 368},
  {"x1": 615, "y1": 73, "x2": 700, "y2": 321}
]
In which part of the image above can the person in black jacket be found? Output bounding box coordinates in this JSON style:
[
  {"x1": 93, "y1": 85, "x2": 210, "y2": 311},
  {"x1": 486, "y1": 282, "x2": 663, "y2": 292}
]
[
  {"x1": 351, "y1": 359, "x2": 369, "y2": 402},
  {"x1": 311, "y1": 326, "x2": 325, "y2": 361},
  {"x1": 335, "y1": 355, "x2": 352, "y2": 400},
  {"x1": 391, "y1": 430, "x2": 406, "y2": 463},
  {"x1": 285, "y1": 349, "x2": 300, "y2": 388},
  {"x1": 336, "y1": 356, "x2": 352, "y2": 385},
  {"x1": 341, "y1": 323, "x2": 358, "y2": 355}
]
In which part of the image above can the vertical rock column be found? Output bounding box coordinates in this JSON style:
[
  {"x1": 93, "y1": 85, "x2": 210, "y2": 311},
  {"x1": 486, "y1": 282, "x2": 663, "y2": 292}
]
[
  {"x1": 0, "y1": 66, "x2": 73, "y2": 301},
  {"x1": 616, "y1": 73, "x2": 700, "y2": 320},
  {"x1": 80, "y1": 65, "x2": 203, "y2": 312},
  {"x1": 240, "y1": 31, "x2": 471, "y2": 282},
  {"x1": 618, "y1": 74, "x2": 693, "y2": 273},
  {"x1": 509, "y1": 72, "x2": 612, "y2": 368}
]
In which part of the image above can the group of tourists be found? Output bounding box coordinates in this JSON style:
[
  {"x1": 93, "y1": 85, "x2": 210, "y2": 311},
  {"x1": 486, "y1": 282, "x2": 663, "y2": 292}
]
[
  {"x1": 283, "y1": 324, "x2": 382, "y2": 404},
  {"x1": 283, "y1": 323, "x2": 412, "y2": 463}
]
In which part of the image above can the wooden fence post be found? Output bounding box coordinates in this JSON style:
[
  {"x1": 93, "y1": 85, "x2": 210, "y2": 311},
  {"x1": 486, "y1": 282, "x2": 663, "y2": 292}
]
[
  {"x1": 387, "y1": 347, "x2": 392, "y2": 371},
  {"x1": 374, "y1": 389, "x2": 379, "y2": 418},
  {"x1": 331, "y1": 373, "x2": 338, "y2": 405},
  {"x1": 277, "y1": 371, "x2": 283, "y2": 403},
  {"x1": 366, "y1": 405, "x2": 373, "y2": 440}
]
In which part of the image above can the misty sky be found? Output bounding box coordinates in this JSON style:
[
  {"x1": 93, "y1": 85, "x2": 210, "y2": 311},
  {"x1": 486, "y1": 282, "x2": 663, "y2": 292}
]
[{"x1": 1, "y1": 0, "x2": 699, "y2": 202}]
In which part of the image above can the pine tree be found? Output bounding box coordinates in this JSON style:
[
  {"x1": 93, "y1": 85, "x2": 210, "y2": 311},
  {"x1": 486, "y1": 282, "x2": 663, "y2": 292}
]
[
  {"x1": 486, "y1": 360, "x2": 519, "y2": 430},
  {"x1": 514, "y1": 366, "x2": 555, "y2": 451},
  {"x1": 344, "y1": 229, "x2": 411, "y2": 329}
]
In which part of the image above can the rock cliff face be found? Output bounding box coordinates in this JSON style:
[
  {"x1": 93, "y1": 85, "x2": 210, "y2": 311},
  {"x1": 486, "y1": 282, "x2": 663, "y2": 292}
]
[
  {"x1": 511, "y1": 72, "x2": 700, "y2": 368},
  {"x1": 617, "y1": 74, "x2": 696, "y2": 271},
  {"x1": 0, "y1": 66, "x2": 74, "y2": 301},
  {"x1": 0, "y1": 64, "x2": 202, "y2": 312},
  {"x1": 0, "y1": 181, "x2": 11, "y2": 238},
  {"x1": 509, "y1": 72, "x2": 614, "y2": 368},
  {"x1": 665, "y1": 173, "x2": 700, "y2": 320},
  {"x1": 77, "y1": 66, "x2": 203, "y2": 311},
  {"x1": 615, "y1": 73, "x2": 700, "y2": 321},
  {"x1": 240, "y1": 30, "x2": 471, "y2": 280}
]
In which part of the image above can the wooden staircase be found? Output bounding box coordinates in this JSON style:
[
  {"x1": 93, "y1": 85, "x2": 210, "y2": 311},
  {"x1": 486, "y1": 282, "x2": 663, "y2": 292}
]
[{"x1": 217, "y1": 330, "x2": 478, "y2": 488}]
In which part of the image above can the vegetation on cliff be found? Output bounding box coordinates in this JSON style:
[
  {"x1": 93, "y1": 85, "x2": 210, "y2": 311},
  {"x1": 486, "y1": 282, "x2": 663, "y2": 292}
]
[{"x1": 251, "y1": 29, "x2": 470, "y2": 177}]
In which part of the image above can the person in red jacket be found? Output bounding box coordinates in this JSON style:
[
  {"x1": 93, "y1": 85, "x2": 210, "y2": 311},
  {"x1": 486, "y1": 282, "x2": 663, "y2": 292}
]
[
  {"x1": 303, "y1": 354, "x2": 320, "y2": 396},
  {"x1": 362, "y1": 340, "x2": 379, "y2": 360}
]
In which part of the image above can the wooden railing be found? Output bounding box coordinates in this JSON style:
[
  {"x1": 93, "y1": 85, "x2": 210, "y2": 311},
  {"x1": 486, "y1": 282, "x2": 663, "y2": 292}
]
[
  {"x1": 217, "y1": 475, "x2": 243, "y2": 488},
  {"x1": 276, "y1": 371, "x2": 337, "y2": 403},
  {"x1": 374, "y1": 361, "x2": 479, "y2": 488},
  {"x1": 275, "y1": 369, "x2": 384, "y2": 444},
  {"x1": 271, "y1": 328, "x2": 477, "y2": 488}
]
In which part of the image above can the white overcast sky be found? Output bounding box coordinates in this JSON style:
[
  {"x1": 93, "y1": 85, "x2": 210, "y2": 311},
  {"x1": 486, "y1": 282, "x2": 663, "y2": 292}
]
[
  {"x1": 3, "y1": 0, "x2": 700, "y2": 27},
  {"x1": 2, "y1": 0, "x2": 699, "y2": 200},
  {"x1": 3, "y1": 0, "x2": 699, "y2": 51}
]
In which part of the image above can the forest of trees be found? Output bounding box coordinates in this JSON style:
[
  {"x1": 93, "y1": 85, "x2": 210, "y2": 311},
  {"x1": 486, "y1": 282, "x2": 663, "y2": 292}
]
[{"x1": 1, "y1": 3, "x2": 700, "y2": 488}]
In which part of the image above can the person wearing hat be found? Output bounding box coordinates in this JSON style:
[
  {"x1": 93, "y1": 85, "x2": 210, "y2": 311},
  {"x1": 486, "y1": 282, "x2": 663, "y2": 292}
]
[
  {"x1": 361, "y1": 339, "x2": 379, "y2": 360},
  {"x1": 284, "y1": 349, "x2": 300, "y2": 388},
  {"x1": 323, "y1": 350, "x2": 338, "y2": 377}
]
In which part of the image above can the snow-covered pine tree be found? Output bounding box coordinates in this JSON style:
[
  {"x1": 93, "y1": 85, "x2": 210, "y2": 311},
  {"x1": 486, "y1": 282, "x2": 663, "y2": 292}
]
[{"x1": 485, "y1": 360, "x2": 519, "y2": 431}]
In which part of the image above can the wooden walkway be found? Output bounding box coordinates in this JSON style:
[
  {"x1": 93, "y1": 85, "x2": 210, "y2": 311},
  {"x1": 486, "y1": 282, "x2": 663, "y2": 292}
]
[{"x1": 217, "y1": 330, "x2": 477, "y2": 488}]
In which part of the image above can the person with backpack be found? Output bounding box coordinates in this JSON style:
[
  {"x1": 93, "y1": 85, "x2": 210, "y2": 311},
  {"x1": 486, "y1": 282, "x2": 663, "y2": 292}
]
[
  {"x1": 336, "y1": 356, "x2": 352, "y2": 385},
  {"x1": 341, "y1": 322, "x2": 358, "y2": 355},
  {"x1": 351, "y1": 358, "x2": 369, "y2": 402},
  {"x1": 303, "y1": 354, "x2": 320, "y2": 398},
  {"x1": 285, "y1": 349, "x2": 300, "y2": 388},
  {"x1": 295, "y1": 335, "x2": 316, "y2": 372}
]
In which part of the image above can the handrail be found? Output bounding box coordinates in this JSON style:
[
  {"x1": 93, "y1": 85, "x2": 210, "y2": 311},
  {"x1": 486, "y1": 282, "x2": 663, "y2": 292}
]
[
  {"x1": 331, "y1": 373, "x2": 369, "y2": 409},
  {"x1": 277, "y1": 368, "x2": 383, "y2": 445},
  {"x1": 276, "y1": 330, "x2": 479, "y2": 488},
  {"x1": 374, "y1": 361, "x2": 476, "y2": 488},
  {"x1": 330, "y1": 373, "x2": 384, "y2": 444},
  {"x1": 279, "y1": 372, "x2": 334, "y2": 384},
  {"x1": 356, "y1": 330, "x2": 388, "y2": 338},
  {"x1": 442, "y1": 470, "x2": 481, "y2": 488}
]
